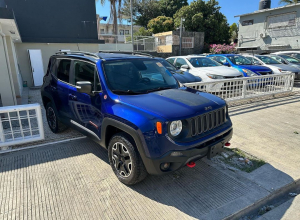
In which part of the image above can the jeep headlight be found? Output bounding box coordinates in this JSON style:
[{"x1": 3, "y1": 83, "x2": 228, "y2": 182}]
[
  {"x1": 207, "y1": 74, "x2": 225, "y2": 79},
  {"x1": 242, "y1": 69, "x2": 257, "y2": 77},
  {"x1": 170, "y1": 120, "x2": 182, "y2": 136}
]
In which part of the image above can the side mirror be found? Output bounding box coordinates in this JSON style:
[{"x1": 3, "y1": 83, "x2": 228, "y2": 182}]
[
  {"x1": 181, "y1": 64, "x2": 190, "y2": 69},
  {"x1": 223, "y1": 62, "x2": 230, "y2": 67},
  {"x1": 76, "y1": 81, "x2": 92, "y2": 94}
]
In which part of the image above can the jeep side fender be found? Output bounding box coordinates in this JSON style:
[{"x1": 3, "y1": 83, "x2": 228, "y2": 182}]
[{"x1": 100, "y1": 117, "x2": 154, "y2": 171}]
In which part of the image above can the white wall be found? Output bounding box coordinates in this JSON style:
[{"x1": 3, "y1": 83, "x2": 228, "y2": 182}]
[
  {"x1": 15, "y1": 43, "x2": 101, "y2": 87},
  {"x1": 0, "y1": 35, "x2": 17, "y2": 106},
  {"x1": 238, "y1": 4, "x2": 300, "y2": 50}
]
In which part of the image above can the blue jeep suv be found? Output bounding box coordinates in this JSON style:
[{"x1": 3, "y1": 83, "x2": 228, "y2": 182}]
[{"x1": 41, "y1": 51, "x2": 233, "y2": 185}]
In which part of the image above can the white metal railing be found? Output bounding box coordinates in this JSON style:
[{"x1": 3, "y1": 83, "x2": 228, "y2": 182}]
[
  {"x1": 98, "y1": 34, "x2": 156, "y2": 51},
  {"x1": 0, "y1": 103, "x2": 44, "y2": 148},
  {"x1": 185, "y1": 73, "x2": 295, "y2": 102}
]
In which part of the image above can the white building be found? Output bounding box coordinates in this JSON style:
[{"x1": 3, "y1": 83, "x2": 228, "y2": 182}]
[{"x1": 235, "y1": 2, "x2": 300, "y2": 53}]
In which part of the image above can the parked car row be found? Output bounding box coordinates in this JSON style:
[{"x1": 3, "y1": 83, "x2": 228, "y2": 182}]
[{"x1": 163, "y1": 52, "x2": 300, "y2": 85}]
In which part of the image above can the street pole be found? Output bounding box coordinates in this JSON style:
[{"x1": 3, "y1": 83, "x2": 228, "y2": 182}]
[
  {"x1": 179, "y1": 17, "x2": 182, "y2": 56},
  {"x1": 130, "y1": 0, "x2": 134, "y2": 52}
]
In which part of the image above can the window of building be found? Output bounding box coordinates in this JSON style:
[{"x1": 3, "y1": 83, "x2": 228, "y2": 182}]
[
  {"x1": 100, "y1": 29, "x2": 105, "y2": 34},
  {"x1": 242, "y1": 20, "x2": 254, "y2": 26},
  {"x1": 267, "y1": 12, "x2": 296, "y2": 29},
  {"x1": 175, "y1": 58, "x2": 188, "y2": 68},
  {"x1": 56, "y1": 59, "x2": 71, "y2": 83},
  {"x1": 182, "y1": 37, "x2": 194, "y2": 48},
  {"x1": 125, "y1": 30, "x2": 129, "y2": 35},
  {"x1": 119, "y1": 30, "x2": 124, "y2": 35},
  {"x1": 73, "y1": 60, "x2": 101, "y2": 91}
]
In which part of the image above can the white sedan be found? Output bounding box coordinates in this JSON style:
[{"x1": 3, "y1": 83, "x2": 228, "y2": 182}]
[{"x1": 166, "y1": 56, "x2": 243, "y2": 92}]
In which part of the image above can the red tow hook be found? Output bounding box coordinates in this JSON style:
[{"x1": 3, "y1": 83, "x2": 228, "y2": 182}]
[
  {"x1": 225, "y1": 142, "x2": 231, "y2": 147},
  {"x1": 187, "y1": 161, "x2": 196, "y2": 168}
]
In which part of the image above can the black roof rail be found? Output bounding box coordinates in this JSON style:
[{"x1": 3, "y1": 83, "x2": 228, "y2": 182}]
[
  {"x1": 55, "y1": 50, "x2": 101, "y2": 59},
  {"x1": 98, "y1": 51, "x2": 154, "y2": 58}
]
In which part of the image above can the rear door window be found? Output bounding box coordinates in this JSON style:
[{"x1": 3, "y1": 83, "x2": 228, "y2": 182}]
[{"x1": 56, "y1": 59, "x2": 71, "y2": 83}]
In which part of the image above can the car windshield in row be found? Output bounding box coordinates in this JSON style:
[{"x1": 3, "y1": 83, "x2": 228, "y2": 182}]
[
  {"x1": 103, "y1": 59, "x2": 178, "y2": 94},
  {"x1": 269, "y1": 56, "x2": 286, "y2": 64},
  {"x1": 187, "y1": 57, "x2": 221, "y2": 67},
  {"x1": 158, "y1": 59, "x2": 177, "y2": 72},
  {"x1": 279, "y1": 55, "x2": 300, "y2": 64},
  {"x1": 257, "y1": 56, "x2": 281, "y2": 64},
  {"x1": 228, "y1": 56, "x2": 252, "y2": 65}
]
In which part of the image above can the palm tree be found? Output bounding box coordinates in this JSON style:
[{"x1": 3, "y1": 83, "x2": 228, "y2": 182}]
[
  {"x1": 96, "y1": 0, "x2": 122, "y2": 35},
  {"x1": 279, "y1": 0, "x2": 299, "y2": 5}
]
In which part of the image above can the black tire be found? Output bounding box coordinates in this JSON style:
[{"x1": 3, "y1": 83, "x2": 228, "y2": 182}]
[
  {"x1": 108, "y1": 132, "x2": 148, "y2": 185},
  {"x1": 46, "y1": 102, "x2": 68, "y2": 133}
]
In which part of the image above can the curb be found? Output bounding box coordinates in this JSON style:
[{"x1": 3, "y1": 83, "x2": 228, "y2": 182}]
[{"x1": 224, "y1": 178, "x2": 300, "y2": 220}]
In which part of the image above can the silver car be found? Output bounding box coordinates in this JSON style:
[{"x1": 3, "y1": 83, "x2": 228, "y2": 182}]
[{"x1": 244, "y1": 55, "x2": 299, "y2": 76}]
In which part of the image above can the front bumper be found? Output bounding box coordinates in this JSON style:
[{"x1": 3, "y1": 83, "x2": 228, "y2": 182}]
[{"x1": 143, "y1": 128, "x2": 233, "y2": 175}]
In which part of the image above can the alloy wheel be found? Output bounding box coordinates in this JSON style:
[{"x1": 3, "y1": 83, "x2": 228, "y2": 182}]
[
  {"x1": 111, "y1": 142, "x2": 132, "y2": 177},
  {"x1": 47, "y1": 107, "x2": 56, "y2": 130}
]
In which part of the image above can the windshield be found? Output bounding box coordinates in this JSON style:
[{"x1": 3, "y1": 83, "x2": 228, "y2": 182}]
[
  {"x1": 187, "y1": 57, "x2": 221, "y2": 67},
  {"x1": 279, "y1": 55, "x2": 300, "y2": 63},
  {"x1": 257, "y1": 56, "x2": 281, "y2": 64},
  {"x1": 228, "y1": 56, "x2": 252, "y2": 65},
  {"x1": 159, "y1": 59, "x2": 177, "y2": 71},
  {"x1": 103, "y1": 59, "x2": 178, "y2": 94},
  {"x1": 270, "y1": 55, "x2": 286, "y2": 63}
]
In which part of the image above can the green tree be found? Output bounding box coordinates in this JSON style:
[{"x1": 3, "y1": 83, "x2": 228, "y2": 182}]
[
  {"x1": 279, "y1": 0, "x2": 299, "y2": 4},
  {"x1": 174, "y1": 0, "x2": 231, "y2": 44},
  {"x1": 230, "y1": 23, "x2": 238, "y2": 42},
  {"x1": 96, "y1": 0, "x2": 123, "y2": 35},
  {"x1": 159, "y1": 0, "x2": 188, "y2": 18},
  {"x1": 121, "y1": 0, "x2": 162, "y2": 27},
  {"x1": 147, "y1": 16, "x2": 174, "y2": 34}
]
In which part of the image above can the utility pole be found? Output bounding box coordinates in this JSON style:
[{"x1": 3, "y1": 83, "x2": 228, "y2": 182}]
[
  {"x1": 130, "y1": 0, "x2": 134, "y2": 52},
  {"x1": 179, "y1": 17, "x2": 185, "y2": 56}
]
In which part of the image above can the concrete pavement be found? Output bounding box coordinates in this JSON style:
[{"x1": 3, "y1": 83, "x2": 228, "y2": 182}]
[{"x1": 229, "y1": 93, "x2": 300, "y2": 191}]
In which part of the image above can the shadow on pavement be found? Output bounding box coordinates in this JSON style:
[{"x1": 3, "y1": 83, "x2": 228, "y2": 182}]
[
  {"x1": 0, "y1": 137, "x2": 295, "y2": 219},
  {"x1": 229, "y1": 94, "x2": 300, "y2": 117}
]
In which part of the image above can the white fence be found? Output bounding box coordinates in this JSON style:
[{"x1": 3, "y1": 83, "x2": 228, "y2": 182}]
[
  {"x1": 0, "y1": 103, "x2": 44, "y2": 148},
  {"x1": 185, "y1": 73, "x2": 295, "y2": 102},
  {"x1": 98, "y1": 34, "x2": 156, "y2": 52}
]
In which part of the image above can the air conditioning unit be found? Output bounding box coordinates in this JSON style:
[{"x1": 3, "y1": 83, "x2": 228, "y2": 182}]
[{"x1": 260, "y1": 33, "x2": 268, "y2": 38}]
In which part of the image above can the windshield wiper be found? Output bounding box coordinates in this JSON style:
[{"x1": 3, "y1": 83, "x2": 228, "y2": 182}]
[
  {"x1": 111, "y1": 90, "x2": 144, "y2": 95},
  {"x1": 146, "y1": 86, "x2": 173, "y2": 93}
]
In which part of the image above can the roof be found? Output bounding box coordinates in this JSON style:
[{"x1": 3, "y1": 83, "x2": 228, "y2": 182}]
[
  {"x1": 53, "y1": 51, "x2": 155, "y2": 62},
  {"x1": 235, "y1": 3, "x2": 300, "y2": 17},
  {"x1": 208, "y1": 54, "x2": 239, "y2": 57}
]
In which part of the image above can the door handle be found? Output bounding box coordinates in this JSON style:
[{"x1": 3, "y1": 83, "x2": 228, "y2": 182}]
[
  {"x1": 50, "y1": 86, "x2": 57, "y2": 91},
  {"x1": 69, "y1": 94, "x2": 77, "y2": 101}
]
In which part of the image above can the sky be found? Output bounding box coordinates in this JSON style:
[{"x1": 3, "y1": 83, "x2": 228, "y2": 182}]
[{"x1": 96, "y1": 0, "x2": 285, "y2": 25}]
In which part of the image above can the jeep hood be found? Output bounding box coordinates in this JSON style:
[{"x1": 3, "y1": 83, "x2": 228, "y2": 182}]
[{"x1": 118, "y1": 88, "x2": 225, "y2": 120}]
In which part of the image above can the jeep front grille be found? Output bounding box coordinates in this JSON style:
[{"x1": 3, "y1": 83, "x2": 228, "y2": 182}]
[{"x1": 190, "y1": 107, "x2": 226, "y2": 136}]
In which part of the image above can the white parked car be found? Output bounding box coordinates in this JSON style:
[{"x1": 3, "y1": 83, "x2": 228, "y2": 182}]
[
  {"x1": 166, "y1": 56, "x2": 243, "y2": 92},
  {"x1": 243, "y1": 55, "x2": 299, "y2": 75},
  {"x1": 166, "y1": 56, "x2": 242, "y2": 80},
  {"x1": 272, "y1": 51, "x2": 300, "y2": 60}
]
